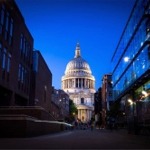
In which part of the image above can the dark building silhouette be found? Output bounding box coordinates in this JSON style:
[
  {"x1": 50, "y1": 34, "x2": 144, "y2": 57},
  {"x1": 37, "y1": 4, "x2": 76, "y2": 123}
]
[
  {"x1": 30, "y1": 50, "x2": 52, "y2": 112},
  {"x1": 101, "y1": 74, "x2": 113, "y2": 128},
  {"x1": 51, "y1": 87, "x2": 70, "y2": 120},
  {"x1": 0, "y1": 0, "x2": 33, "y2": 106},
  {"x1": 0, "y1": 0, "x2": 53, "y2": 113},
  {"x1": 101, "y1": 74, "x2": 113, "y2": 112},
  {"x1": 0, "y1": 0, "x2": 71, "y2": 137},
  {"x1": 94, "y1": 87, "x2": 102, "y2": 114}
]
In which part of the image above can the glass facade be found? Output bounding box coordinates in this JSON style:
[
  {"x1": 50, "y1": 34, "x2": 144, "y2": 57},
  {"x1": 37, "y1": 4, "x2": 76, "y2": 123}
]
[{"x1": 111, "y1": 0, "x2": 150, "y2": 100}]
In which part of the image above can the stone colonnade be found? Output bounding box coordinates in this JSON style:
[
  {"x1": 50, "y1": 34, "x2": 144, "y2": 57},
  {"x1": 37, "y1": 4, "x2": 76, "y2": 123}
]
[
  {"x1": 62, "y1": 78, "x2": 94, "y2": 89},
  {"x1": 77, "y1": 108, "x2": 92, "y2": 123}
]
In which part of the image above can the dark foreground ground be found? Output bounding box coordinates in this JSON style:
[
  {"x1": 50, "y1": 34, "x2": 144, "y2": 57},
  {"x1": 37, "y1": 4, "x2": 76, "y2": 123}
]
[{"x1": 0, "y1": 128, "x2": 150, "y2": 149}]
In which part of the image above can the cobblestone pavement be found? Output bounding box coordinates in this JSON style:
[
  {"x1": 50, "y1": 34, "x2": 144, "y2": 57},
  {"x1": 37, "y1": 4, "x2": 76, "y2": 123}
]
[{"x1": 0, "y1": 129, "x2": 150, "y2": 149}]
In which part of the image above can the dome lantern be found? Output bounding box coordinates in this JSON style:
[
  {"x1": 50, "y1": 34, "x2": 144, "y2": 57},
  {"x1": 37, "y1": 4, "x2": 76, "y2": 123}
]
[{"x1": 74, "y1": 42, "x2": 81, "y2": 58}]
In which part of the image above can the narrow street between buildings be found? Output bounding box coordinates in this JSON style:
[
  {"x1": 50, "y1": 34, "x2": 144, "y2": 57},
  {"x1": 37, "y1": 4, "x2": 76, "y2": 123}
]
[{"x1": 0, "y1": 128, "x2": 150, "y2": 149}]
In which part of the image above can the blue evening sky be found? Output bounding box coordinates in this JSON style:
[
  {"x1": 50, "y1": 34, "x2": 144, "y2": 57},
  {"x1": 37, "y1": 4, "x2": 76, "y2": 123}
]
[{"x1": 15, "y1": 0, "x2": 135, "y2": 90}]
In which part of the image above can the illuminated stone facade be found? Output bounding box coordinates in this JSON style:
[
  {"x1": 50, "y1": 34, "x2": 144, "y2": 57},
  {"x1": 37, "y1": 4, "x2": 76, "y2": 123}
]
[{"x1": 62, "y1": 43, "x2": 95, "y2": 122}]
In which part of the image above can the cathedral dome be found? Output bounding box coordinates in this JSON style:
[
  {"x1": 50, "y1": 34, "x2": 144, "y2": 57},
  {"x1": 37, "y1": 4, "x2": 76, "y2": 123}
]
[
  {"x1": 64, "y1": 43, "x2": 93, "y2": 77},
  {"x1": 65, "y1": 57, "x2": 92, "y2": 75}
]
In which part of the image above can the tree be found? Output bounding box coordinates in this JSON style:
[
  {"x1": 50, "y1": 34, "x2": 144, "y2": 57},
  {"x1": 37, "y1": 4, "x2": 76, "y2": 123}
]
[{"x1": 69, "y1": 99, "x2": 78, "y2": 115}]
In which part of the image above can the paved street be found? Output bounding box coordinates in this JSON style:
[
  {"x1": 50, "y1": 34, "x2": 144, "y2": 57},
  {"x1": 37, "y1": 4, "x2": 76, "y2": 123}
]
[{"x1": 0, "y1": 129, "x2": 150, "y2": 149}]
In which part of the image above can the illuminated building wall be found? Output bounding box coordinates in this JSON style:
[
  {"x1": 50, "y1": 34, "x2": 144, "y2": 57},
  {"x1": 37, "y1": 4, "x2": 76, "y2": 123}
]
[
  {"x1": 111, "y1": 0, "x2": 150, "y2": 132},
  {"x1": 111, "y1": 0, "x2": 150, "y2": 101}
]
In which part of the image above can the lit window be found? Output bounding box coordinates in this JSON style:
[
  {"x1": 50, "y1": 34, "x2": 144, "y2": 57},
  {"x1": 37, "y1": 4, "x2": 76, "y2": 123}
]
[
  {"x1": 21, "y1": 66, "x2": 24, "y2": 83},
  {"x1": 2, "y1": 48, "x2": 6, "y2": 69},
  {"x1": 0, "y1": 5, "x2": 4, "y2": 34},
  {"x1": 5, "y1": 12, "x2": 9, "y2": 31},
  {"x1": 18, "y1": 64, "x2": 21, "y2": 81},
  {"x1": 7, "y1": 53, "x2": 11, "y2": 72},
  {"x1": 10, "y1": 18, "x2": 13, "y2": 36},
  {"x1": 9, "y1": 18, "x2": 13, "y2": 45},
  {"x1": 0, "y1": 5, "x2": 5, "y2": 25}
]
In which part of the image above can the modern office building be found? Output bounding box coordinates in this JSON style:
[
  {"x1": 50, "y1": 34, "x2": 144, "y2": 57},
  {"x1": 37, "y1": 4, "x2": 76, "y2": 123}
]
[
  {"x1": 62, "y1": 43, "x2": 95, "y2": 123},
  {"x1": 111, "y1": 0, "x2": 150, "y2": 133},
  {"x1": 0, "y1": 0, "x2": 33, "y2": 106}
]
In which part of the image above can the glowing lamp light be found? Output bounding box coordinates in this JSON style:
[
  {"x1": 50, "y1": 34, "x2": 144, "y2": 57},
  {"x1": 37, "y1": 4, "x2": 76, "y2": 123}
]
[
  {"x1": 142, "y1": 90, "x2": 148, "y2": 97},
  {"x1": 128, "y1": 99, "x2": 133, "y2": 105},
  {"x1": 124, "y1": 57, "x2": 130, "y2": 62}
]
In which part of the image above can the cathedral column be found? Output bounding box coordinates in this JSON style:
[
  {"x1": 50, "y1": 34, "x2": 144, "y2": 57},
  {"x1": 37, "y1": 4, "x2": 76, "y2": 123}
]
[
  {"x1": 67, "y1": 79, "x2": 68, "y2": 88},
  {"x1": 89, "y1": 80, "x2": 91, "y2": 88},
  {"x1": 70, "y1": 79, "x2": 71, "y2": 88},
  {"x1": 68, "y1": 79, "x2": 69, "y2": 88},
  {"x1": 84, "y1": 79, "x2": 86, "y2": 88},
  {"x1": 85, "y1": 109, "x2": 86, "y2": 122},
  {"x1": 72, "y1": 79, "x2": 73, "y2": 88},
  {"x1": 81, "y1": 78, "x2": 83, "y2": 88},
  {"x1": 74, "y1": 78, "x2": 75, "y2": 88},
  {"x1": 66, "y1": 80, "x2": 68, "y2": 88},
  {"x1": 87, "y1": 109, "x2": 89, "y2": 122},
  {"x1": 64, "y1": 80, "x2": 66, "y2": 88},
  {"x1": 87, "y1": 79, "x2": 89, "y2": 88},
  {"x1": 79, "y1": 109, "x2": 82, "y2": 119},
  {"x1": 82, "y1": 78, "x2": 84, "y2": 88},
  {"x1": 81, "y1": 109, "x2": 83, "y2": 121}
]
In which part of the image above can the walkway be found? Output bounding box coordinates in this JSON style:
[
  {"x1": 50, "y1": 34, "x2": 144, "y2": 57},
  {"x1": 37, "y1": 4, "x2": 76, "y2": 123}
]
[{"x1": 0, "y1": 129, "x2": 150, "y2": 149}]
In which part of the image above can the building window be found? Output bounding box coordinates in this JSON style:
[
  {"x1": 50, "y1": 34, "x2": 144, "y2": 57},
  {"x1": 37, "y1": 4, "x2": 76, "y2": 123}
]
[
  {"x1": 23, "y1": 37, "x2": 26, "y2": 55},
  {"x1": 2, "y1": 48, "x2": 6, "y2": 69},
  {"x1": 20, "y1": 34, "x2": 23, "y2": 52},
  {"x1": 0, "y1": 5, "x2": 5, "y2": 34},
  {"x1": 0, "y1": 42, "x2": 2, "y2": 66},
  {"x1": 6, "y1": 53, "x2": 11, "y2": 82},
  {"x1": 44, "y1": 86, "x2": 47, "y2": 102},
  {"x1": 9, "y1": 18, "x2": 13, "y2": 45},
  {"x1": 4, "y1": 12, "x2": 9, "y2": 40},
  {"x1": 81, "y1": 98, "x2": 84, "y2": 104},
  {"x1": 18, "y1": 64, "x2": 21, "y2": 81},
  {"x1": 6, "y1": 53, "x2": 11, "y2": 73},
  {"x1": 21, "y1": 66, "x2": 24, "y2": 83}
]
